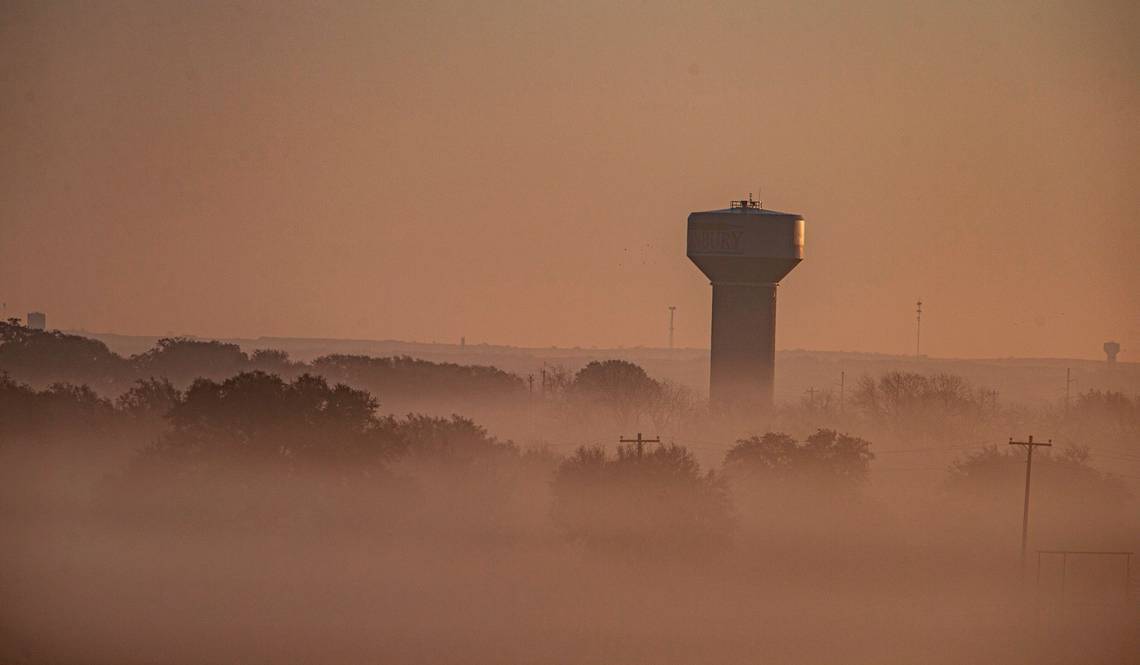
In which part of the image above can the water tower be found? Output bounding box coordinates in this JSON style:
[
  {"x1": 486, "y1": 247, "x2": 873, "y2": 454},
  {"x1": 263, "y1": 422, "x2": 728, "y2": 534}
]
[
  {"x1": 1104, "y1": 341, "x2": 1120, "y2": 363},
  {"x1": 687, "y1": 197, "x2": 804, "y2": 408}
]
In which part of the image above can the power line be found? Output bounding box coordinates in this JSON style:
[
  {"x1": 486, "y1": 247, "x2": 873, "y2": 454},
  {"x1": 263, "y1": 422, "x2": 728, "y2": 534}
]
[
  {"x1": 667, "y1": 306, "x2": 676, "y2": 350},
  {"x1": 1087, "y1": 446, "x2": 1140, "y2": 459},
  {"x1": 915, "y1": 299, "x2": 923, "y2": 357},
  {"x1": 1087, "y1": 452, "x2": 1140, "y2": 463},
  {"x1": 839, "y1": 371, "x2": 845, "y2": 416},
  {"x1": 875, "y1": 445, "x2": 990, "y2": 455},
  {"x1": 1064, "y1": 368, "x2": 1076, "y2": 415}
]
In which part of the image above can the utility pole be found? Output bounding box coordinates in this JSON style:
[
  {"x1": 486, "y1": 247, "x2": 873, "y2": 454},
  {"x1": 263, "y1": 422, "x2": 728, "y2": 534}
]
[
  {"x1": 620, "y1": 432, "x2": 660, "y2": 458},
  {"x1": 1064, "y1": 368, "x2": 1075, "y2": 416},
  {"x1": 839, "y1": 371, "x2": 845, "y2": 416},
  {"x1": 1009, "y1": 435, "x2": 1052, "y2": 572},
  {"x1": 915, "y1": 300, "x2": 923, "y2": 358},
  {"x1": 668, "y1": 306, "x2": 676, "y2": 349}
]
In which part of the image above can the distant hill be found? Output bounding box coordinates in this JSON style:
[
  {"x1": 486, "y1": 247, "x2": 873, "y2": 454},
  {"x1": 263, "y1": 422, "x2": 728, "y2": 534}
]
[{"x1": 66, "y1": 330, "x2": 1139, "y2": 406}]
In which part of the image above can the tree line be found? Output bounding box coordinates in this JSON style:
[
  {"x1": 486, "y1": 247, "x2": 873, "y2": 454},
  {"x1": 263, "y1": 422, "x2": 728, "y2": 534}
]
[
  {"x1": 6, "y1": 320, "x2": 1137, "y2": 449},
  {"x1": 0, "y1": 319, "x2": 524, "y2": 408},
  {"x1": 2, "y1": 365, "x2": 1130, "y2": 554}
]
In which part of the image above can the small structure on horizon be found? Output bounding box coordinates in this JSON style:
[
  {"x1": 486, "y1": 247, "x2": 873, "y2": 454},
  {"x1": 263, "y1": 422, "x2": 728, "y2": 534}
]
[
  {"x1": 1103, "y1": 341, "x2": 1120, "y2": 363},
  {"x1": 27, "y1": 311, "x2": 46, "y2": 331}
]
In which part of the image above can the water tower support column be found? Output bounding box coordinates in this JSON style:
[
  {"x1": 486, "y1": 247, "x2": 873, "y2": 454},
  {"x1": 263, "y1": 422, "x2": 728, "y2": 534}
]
[{"x1": 709, "y1": 281, "x2": 778, "y2": 406}]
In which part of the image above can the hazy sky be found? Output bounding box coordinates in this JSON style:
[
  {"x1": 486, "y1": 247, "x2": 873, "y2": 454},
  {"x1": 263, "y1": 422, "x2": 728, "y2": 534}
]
[{"x1": 2, "y1": 0, "x2": 1137, "y2": 359}]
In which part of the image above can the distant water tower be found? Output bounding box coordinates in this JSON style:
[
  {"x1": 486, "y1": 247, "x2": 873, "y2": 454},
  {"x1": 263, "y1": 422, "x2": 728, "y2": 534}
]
[
  {"x1": 687, "y1": 196, "x2": 804, "y2": 408},
  {"x1": 27, "y1": 311, "x2": 46, "y2": 330},
  {"x1": 1104, "y1": 341, "x2": 1120, "y2": 363}
]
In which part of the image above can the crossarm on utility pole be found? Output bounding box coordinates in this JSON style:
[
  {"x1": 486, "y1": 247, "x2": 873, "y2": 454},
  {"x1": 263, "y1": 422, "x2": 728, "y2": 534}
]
[{"x1": 619, "y1": 432, "x2": 661, "y2": 458}]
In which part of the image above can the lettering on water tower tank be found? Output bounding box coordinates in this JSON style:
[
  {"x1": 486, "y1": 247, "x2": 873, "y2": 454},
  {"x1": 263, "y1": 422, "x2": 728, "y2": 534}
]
[{"x1": 688, "y1": 228, "x2": 745, "y2": 254}]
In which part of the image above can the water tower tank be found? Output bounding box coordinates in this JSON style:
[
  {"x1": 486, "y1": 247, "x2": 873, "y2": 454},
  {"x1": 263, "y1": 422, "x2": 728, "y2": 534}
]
[{"x1": 687, "y1": 198, "x2": 804, "y2": 408}]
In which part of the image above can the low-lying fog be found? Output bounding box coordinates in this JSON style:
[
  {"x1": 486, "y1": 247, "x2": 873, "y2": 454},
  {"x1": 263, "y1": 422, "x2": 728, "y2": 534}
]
[{"x1": 2, "y1": 329, "x2": 1137, "y2": 664}]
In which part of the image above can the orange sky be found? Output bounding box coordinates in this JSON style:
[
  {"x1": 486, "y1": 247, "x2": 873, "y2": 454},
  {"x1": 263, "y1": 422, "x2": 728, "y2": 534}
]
[{"x1": 2, "y1": 0, "x2": 1137, "y2": 359}]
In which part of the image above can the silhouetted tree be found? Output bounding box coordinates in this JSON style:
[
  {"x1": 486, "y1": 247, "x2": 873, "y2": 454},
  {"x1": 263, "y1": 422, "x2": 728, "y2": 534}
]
[
  {"x1": 387, "y1": 414, "x2": 514, "y2": 466},
  {"x1": 111, "y1": 377, "x2": 181, "y2": 447},
  {"x1": 945, "y1": 444, "x2": 1133, "y2": 544},
  {"x1": 147, "y1": 371, "x2": 384, "y2": 468},
  {"x1": 947, "y1": 444, "x2": 1129, "y2": 504},
  {"x1": 551, "y1": 442, "x2": 731, "y2": 554},
  {"x1": 1069, "y1": 390, "x2": 1140, "y2": 442},
  {"x1": 569, "y1": 360, "x2": 662, "y2": 427},
  {"x1": 851, "y1": 371, "x2": 992, "y2": 444},
  {"x1": 131, "y1": 337, "x2": 249, "y2": 387},
  {"x1": 646, "y1": 380, "x2": 697, "y2": 436},
  {"x1": 3, "y1": 325, "x2": 536, "y2": 412},
  {"x1": 116, "y1": 377, "x2": 180, "y2": 418},
  {"x1": 854, "y1": 372, "x2": 982, "y2": 420},
  {"x1": 380, "y1": 414, "x2": 532, "y2": 538},
  {"x1": 724, "y1": 429, "x2": 874, "y2": 486},
  {"x1": 311, "y1": 354, "x2": 524, "y2": 409},
  {"x1": 249, "y1": 348, "x2": 300, "y2": 376},
  {"x1": 0, "y1": 320, "x2": 127, "y2": 392},
  {"x1": 0, "y1": 376, "x2": 131, "y2": 523},
  {"x1": 0, "y1": 375, "x2": 122, "y2": 458},
  {"x1": 98, "y1": 370, "x2": 548, "y2": 535},
  {"x1": 723, "y1": 430, "x2": 878, "y2": 549}
]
